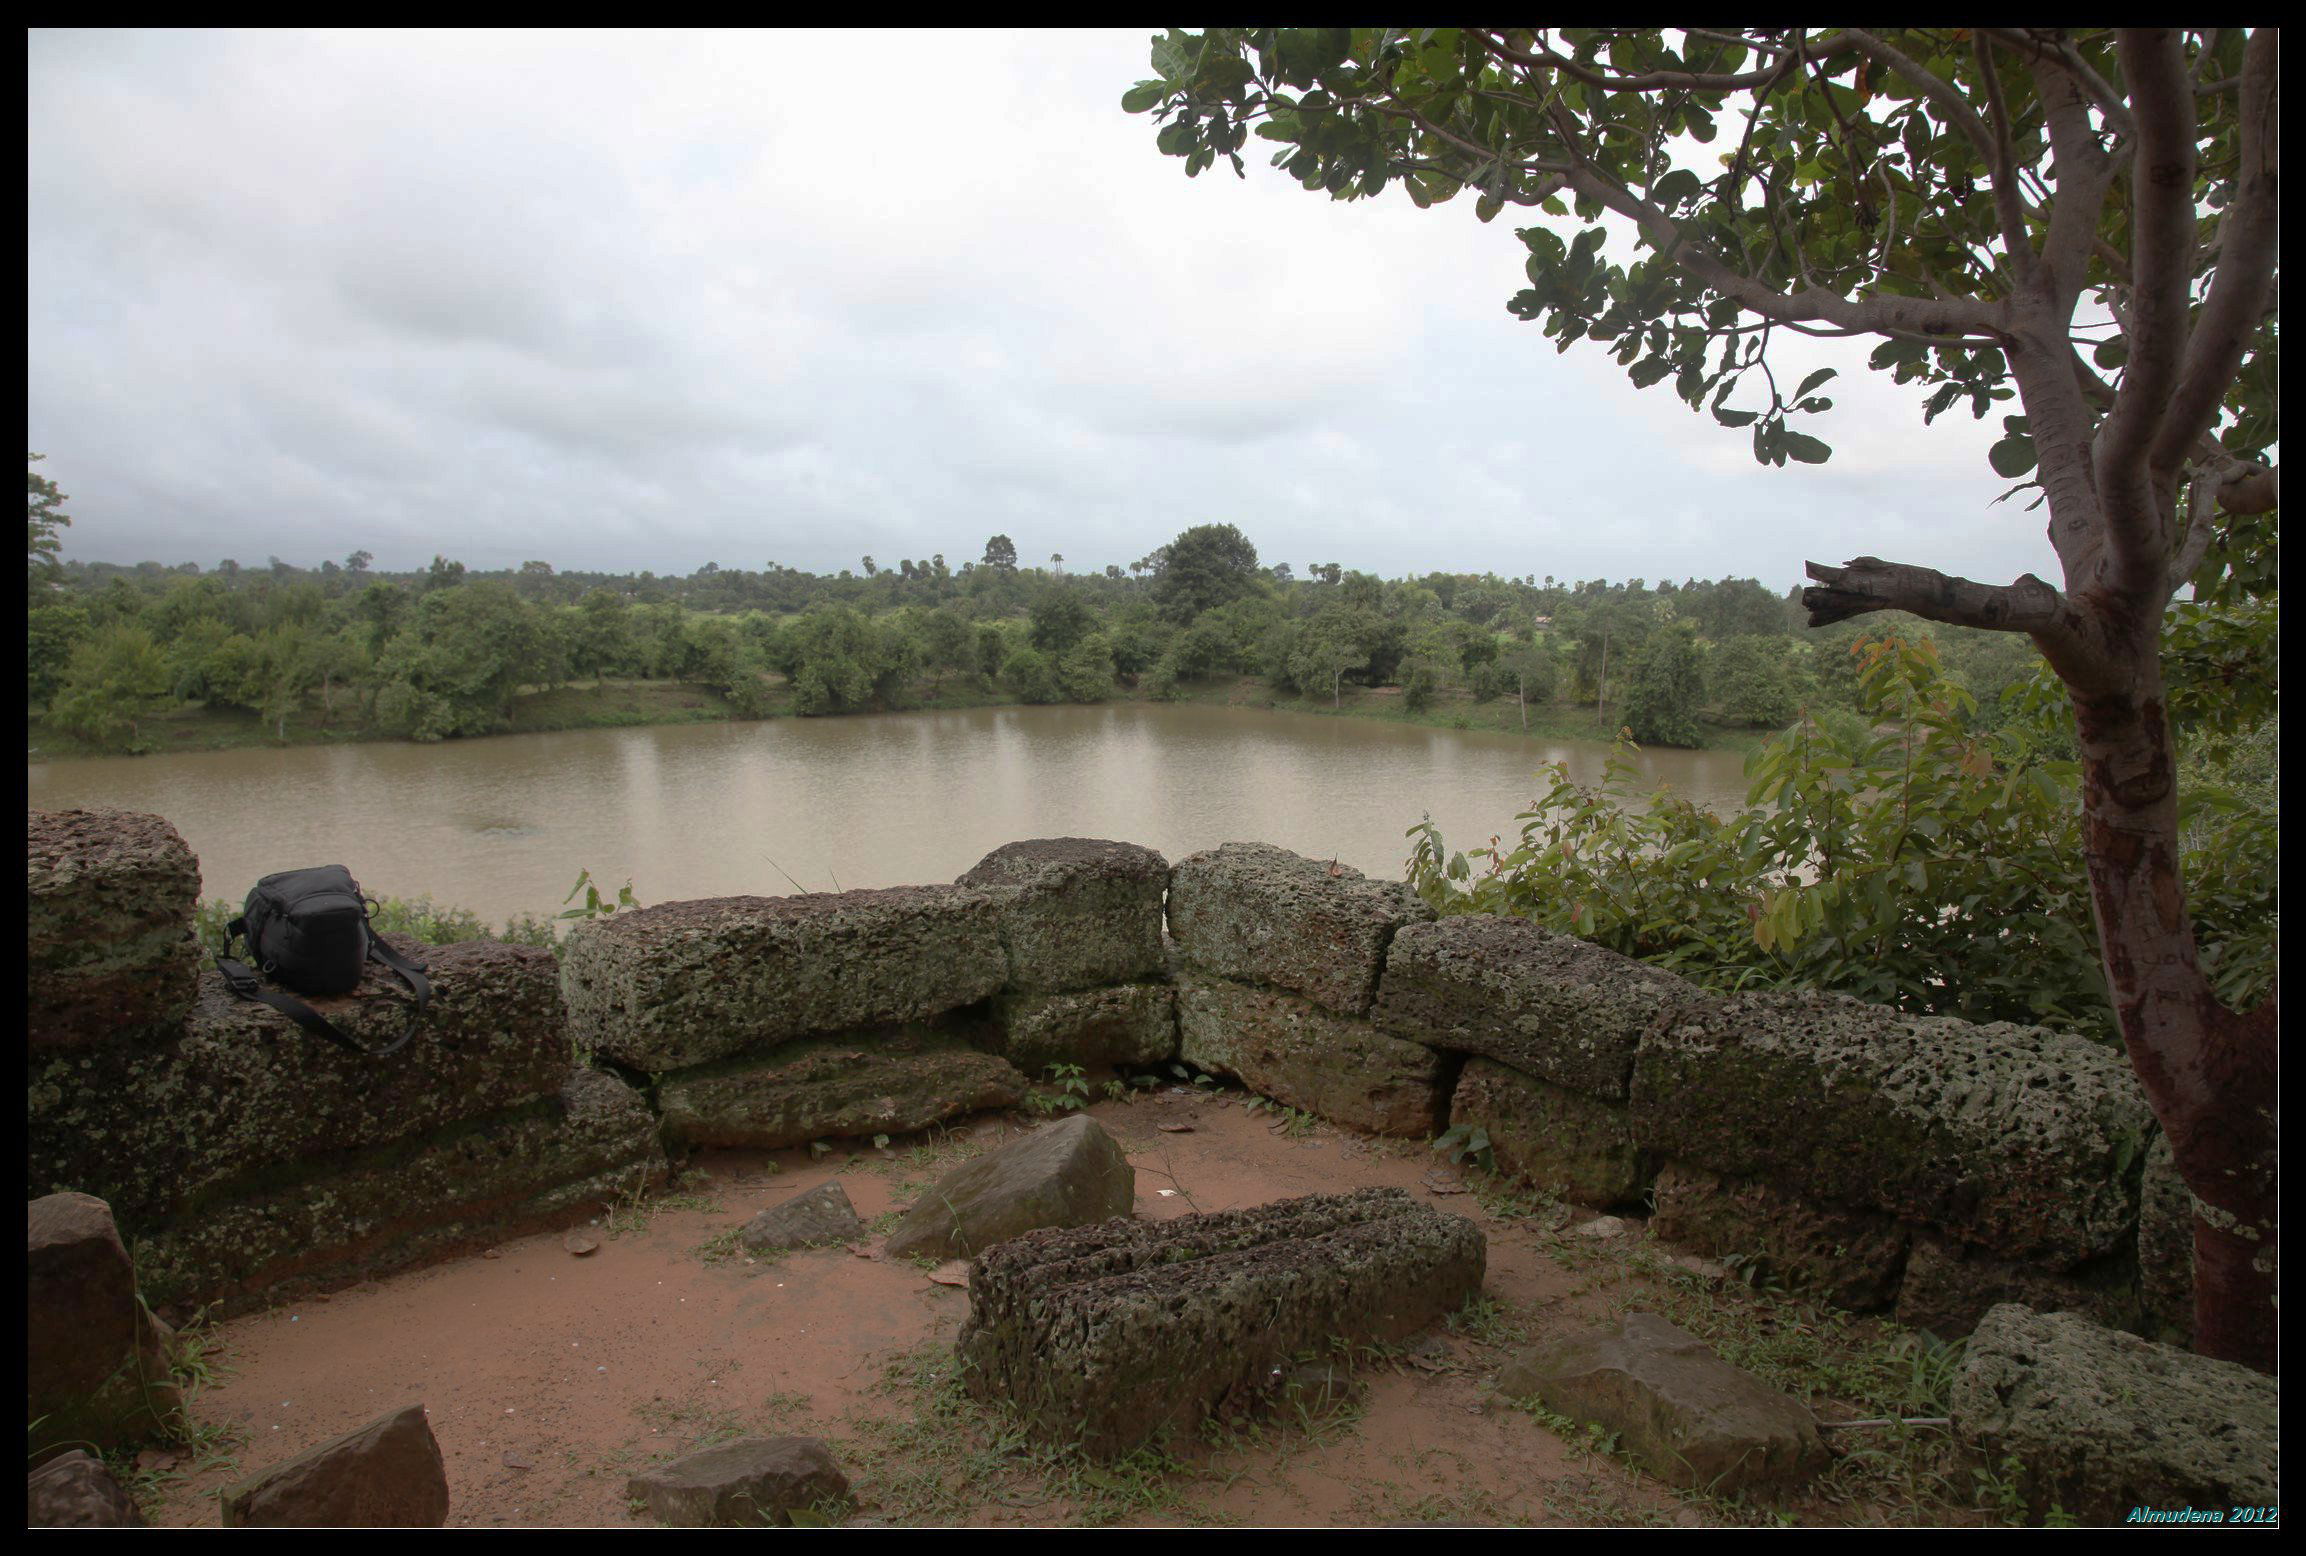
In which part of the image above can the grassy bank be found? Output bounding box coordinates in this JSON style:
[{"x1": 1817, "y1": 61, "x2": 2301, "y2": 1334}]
[{"x1": 28, "y1": 674, "x2": 1770, "y2": 762}]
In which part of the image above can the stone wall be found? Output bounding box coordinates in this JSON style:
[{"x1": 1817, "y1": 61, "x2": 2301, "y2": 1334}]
[{"x1": 25, "y1": 813, "x2": 2194, "y2": 1341}]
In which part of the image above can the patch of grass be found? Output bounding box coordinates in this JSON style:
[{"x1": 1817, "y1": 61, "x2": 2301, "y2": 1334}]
[
  {"x1": 1444, "y1": 1293, "x2": 1531, "y2": 1351},
  {"x1": 634, "y1": 1399, "x2": 756, "y2": 1460},
  {"x1": 692, "y1": 1227, "x2": 749, "y2": 1266},
  {"x1": 601, "y1": 1181, "x2": 722, "y2": 1240}
]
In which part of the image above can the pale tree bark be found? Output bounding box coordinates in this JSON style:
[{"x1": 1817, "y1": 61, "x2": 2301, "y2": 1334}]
[{"x1": 1797, "y1": 27, "x2": 2280, "y2": 1372}]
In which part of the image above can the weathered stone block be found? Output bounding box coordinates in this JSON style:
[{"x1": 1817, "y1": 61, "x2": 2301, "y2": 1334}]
[
  {"x1": 28, "y1": 808, "x2": 202, "y2": 1048},
  {"x1": 656, "y1": 1028, "x2": 1029, "y2": 1151},
  {"x1": 958, "y1": 1187, "x2": 1484, "y2": 1459},
  {"x1": 1449, "y1": 1057, "x2": 1649, "y2": 1209},
  {"x1": 1167, "y1": 843, "x2": 1431, "y2": 1017},
  {"x1": 1376, "y1": 915, "x2": 1697, "y2": 1100},
  {"x1": 1950, "y1": 1306, "x2": 2277, "y2": 1526},
  {"x1": 27, "y1": 1450, "x2": 144, "y2": 1527},
  {"x1": 1497, "y1": 1312, "x2": 1823, "y2": 1492},
  {"x1": 987, "y1": 984, "x2": 1177, "y2": 1078},
  {"x1": 28, "y1": 937, "x2": 569, "y2": 1226},
  {"x1": 1894, "y1": 1236, "x2": 2142, "y2": 1340},
  {"x1": 559, "y1": 887, "x2": 1009, "y2": 1072},
  {"x1": 1648, "y1": 1162, "x2": 1910, "y2": 1311},
  {"x1": 1178, "y1": 973, "x2": 1452, "y2": 1137},
  {"x1": 132, "y1": 1068, "x2": 668, "y2": 1317},
  {"x1": 740, "y1": 1182, "x2": 866, "y2": 1253},
  {"x1": 957, "y1": 838, "x2": 1168, "y2": 993},
  {"x1": 1633, "y1": 990, "x2": 2154, "y2": 1268},
  {"x1": 221, "y1": 1403, "x2": 448, "y2": 1527},
  {"x1": 885, "y1": 1113, "x2": 1135, "y2": 1262},
  {"x1": 28, "y1": 1192, "x2": 186, "y2": 1458},
  {"x1": 2135, "y1": 1133, "x2": 2196, "y2": 1347},
  {"x1": 627, "y1": 1436, "x2": 849, "y2": 1528}
]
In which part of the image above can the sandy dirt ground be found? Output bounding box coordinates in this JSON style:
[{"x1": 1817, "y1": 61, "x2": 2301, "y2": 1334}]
[{"x1": 144, "y1": 1088, "x2": 1961, "y2": 1528}]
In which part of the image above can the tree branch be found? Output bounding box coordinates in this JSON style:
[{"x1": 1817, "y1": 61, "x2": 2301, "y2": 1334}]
[
  {"x1": 1972, "y1": 35, "x2": 2042, "y2": 286},
  {"x1": 2147, "y1": 26, "x2": 2280, "y2": 485},
  {"x1": 2096, "y1": 29, "x2": 2201, "y2": 599},
  {"x1": 1802, "y1": 557, "x2": 2080, "y2": 645},
  {"x1": 2214, "y1": 461, "x2": 2279, "y2": 516}
]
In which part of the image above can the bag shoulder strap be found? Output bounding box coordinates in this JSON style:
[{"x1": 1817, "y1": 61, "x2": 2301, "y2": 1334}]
[
  {"x1": 215, "y1": 926, "x2": 417, "y2": 1059},
  {"x1": 366, "y1": 933, "x2": 433, "y2": 1016}
]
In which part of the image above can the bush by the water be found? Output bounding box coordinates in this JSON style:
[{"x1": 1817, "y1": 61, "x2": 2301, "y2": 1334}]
[{"x1": 1409, "y1": 635, "x2": 2279, "y2": 1042}]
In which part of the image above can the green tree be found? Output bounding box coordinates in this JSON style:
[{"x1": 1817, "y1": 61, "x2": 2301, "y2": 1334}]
[
  {"x1": 1497, "y1": 640, "x2": 1556, "y2": 732},
  {"x1": 1622, "y1": 624, "x2": 1706, "y2": 747},
  {"x1": 571, "y1": 589, "x2": 635, "y2": 687},
  {"x1": 1135, "y1": 27, "x2": 2281, "y2": 1368},
  {"x1": 27, "y1": 599, "x2": 89, "y2": 706},
  {"x1": 1029, "y1": 587, "x2": 1096, "y2": 656},
  {"x1": 1002, "y1": 645, "x2": 1062, "y2": 704},
  {"x1": 374, "y1": 581, "x2": 543, "y2": 739},
  {"x1": 48, "y1": 623, "x2": 173, "y2": 750},
  {"x1": 982, "y1": 534, "x2": 1019, "y2": 573},
  {"x1": 1709, "y1": 635, "x2": 1803, "y2": 729},
  {"x1": 27, "y1": 453, "x2": 71, "y2": 605},
  {"x1": 1150, "y1": 522, "x2": 1262, "y2": 624}
]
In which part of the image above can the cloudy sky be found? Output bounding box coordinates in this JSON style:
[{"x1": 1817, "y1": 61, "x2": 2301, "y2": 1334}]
[{"x1": 28, "y1": 29, "x2": 2049, "y2": 591}]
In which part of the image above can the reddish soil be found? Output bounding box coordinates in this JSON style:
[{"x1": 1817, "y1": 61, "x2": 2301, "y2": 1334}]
[{"x1": 143, "y1": 1090, "x2": 1939, "y2": 1528}]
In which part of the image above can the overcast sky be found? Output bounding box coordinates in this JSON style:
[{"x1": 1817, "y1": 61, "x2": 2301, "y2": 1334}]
[{"x1": 28, "y1": 28, "x2": 2052, "y2": 591}]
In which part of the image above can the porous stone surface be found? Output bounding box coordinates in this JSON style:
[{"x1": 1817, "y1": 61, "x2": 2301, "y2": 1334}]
[
  {"x1": 1449, "y1": 1057, "x2": 1649, "y2": 1208},
  {"x1": 1178, "y1": 973, "x2": 1453, "y2": 1137},
  {"x1": 27, "y1": 808, "x2": 202, "y2": 1047},
  {"x1": 2134, "y1": 1133, "x2": 2196, "y2": 1346},
  {"x1": 1375, "y1": 915, "x2": 1699, "y2": 1100},
  {"x1": 1894, "y1": 1236, "x2": 2142, "y2": 1340},
  {"x1": 559, "y1": 887, "x2": 1009, "y2": 1071},
  {"x1": 1166, "y1": 843, "x2": 1432, "y2": 1017},
  {"x1": 1497, "y1": 1312, "x2": 1823, "y2": 1492},
  {"x1": 221, "y1": 1403, "x2": 449, "y2": 1527},
  {"x1": 986, "y1": 984, "x2": 1178, "y2": 1078},
  {"x1": 739, "y1": 1182, "x2": 865, "y2": 1253},
  {"x1": 28, "y1": 936, "x2": 568, "y2": 1225},
  {"x1": 1950, "y1": 1305, "x2": 2277, "y2": 1526},
  {"x1": 27, "y1": 1192, "x2": 186, "y2": 1456},
  {"x1": 883, "y1": 1113, "x2": 1135, "y2": 1262},
  {"x1": 1633, "y1": 990, "x2": 2154, "y2": 1268},
  {"x1": 957, "y1": 838, "x2": 1168, "y2": 993},
  {"x1": 627, "y1": 1436, "x2": 849, "y2": 1528},
  {"x1": 132, "y1": 1068, "x2": 668, "y2": 1317},
  {"x1": 656, "y1": 1028, "x2": 1030, "y2": 1151},
  {"x1": 1647, "y1": 1162, "x2": 1911, "y2": 1311},
  {"x1": 27, "y1": 1449, "x2": 145, "y2": 1527},
  {"x1": 957, "y1": 1187, "x2": 1485, "y2": 1458}
]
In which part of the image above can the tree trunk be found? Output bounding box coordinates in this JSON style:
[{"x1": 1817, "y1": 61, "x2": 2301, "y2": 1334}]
[
  {"x1": 1597, "y1": 633, "x2": 1609, "y2": 717},
  {"x1": 1518, "y1": 677, "x2": 1528, "y2": 733},
  {"x1": 2070, "y1": 667, "x2": 2279, "y2": 1374}
]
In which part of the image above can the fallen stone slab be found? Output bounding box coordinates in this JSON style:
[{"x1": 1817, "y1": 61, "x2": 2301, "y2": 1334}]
[
  {"x1": 1497, "y1": 1312, "x2": 1823, "y2": 1492},
  {"x1": 1166, "y1": 843, "x2": 1431, "y2": 1017},
  {"x1": 29, "y1": 937, "x2": 568, "y2": 1226},
  {"x1": 27, "y1": 1192, "x2": 186, "y2": 1458},
  {"x1": 1177, "y1": 974, "x2": 1452, "y2": 1137},
  {"x1": 27, "y1": 1450, "x2": 144, "y2": 1528},
  {"x1": 1648, "y1": 1162, "x2": 1911, "y2": 1311},
  {"x1": 132, "y1": 1068, "x2": 668, "y2": 1318},
  {"x1": 958, "y1": 1186, "x2": 1485, "y2": 1458},
  {"x1": 957, "y1": 838, "x2": 1168, "y2": 993},
  {"x1": 28, "y1": 807, "x2": 202, "y2": 1048},
  {"x1": 657, "y1": 1028, "x2": 1029, "y2": 1151},
  {"x1": 1894, "y1": 1236, "x2": 2143, "y2": 1340},
  {"x1": 560, "y1": 886, "x2": 1009, "y2": 1072},
  {"x1": 1449, "y1": 1057, "x2": 1649, "y2": 1208},
  {"x1": 884, "y1": 1113, "x2": 1135, "y2": 1262},
  {"x1": 740, "y1": 1182, "x2": 865, "y2": 1253},
  {"x1": 627, "y1": 1436, "x2": 849, "y2": 1528},
  {"x1": 1633, "y1": 990, "x2": 2154, "y2": 1268},
  {"x1": 1950, "y1": 1305, "x2": 2278, "y2": 1526},
  {"x1": 1375, "y1": 915, "x2": 1699, "y2": 1100},
  {"x1": 2134, "y1": 1133, "x2": 2196, "y2": 1347},
  {"x1": 986, "y1": 984, "x2": 1178, "y2": 1079},
  {"x1": 221, "y1": 1402, "x2": 448, "y2": 1527}
]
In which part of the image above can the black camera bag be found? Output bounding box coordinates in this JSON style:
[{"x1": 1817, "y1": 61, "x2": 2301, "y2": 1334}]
[{"x1": 214, "y1": 865, "x2": 432, "y2": 1057}]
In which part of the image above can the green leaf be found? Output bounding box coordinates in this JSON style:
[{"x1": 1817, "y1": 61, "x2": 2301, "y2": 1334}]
[
  {"x1": 1121, "y1": 81, "x2": 1167, "y2": 114},
  {"x1": 1988, "y1": 436, "x2": 2038, "y2": 478},
  {"x1": 1793, "y1": 368, "x2": 1838, "y2": 400},
  {"x1": 1782, "y1": 431, "x2": 1832, "y2": 464}
]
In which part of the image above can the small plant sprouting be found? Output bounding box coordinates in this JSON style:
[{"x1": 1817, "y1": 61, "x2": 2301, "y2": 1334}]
[
  {"x1": 1432, "y1": 1121, "x2": 1495, "y2": 1174},
  {"x1": 559, "y1": 870, "x2": 640, "y2": 926},
  {"x1": 1025, "y1": 1062, "x2": 1092, "y2": 1117}
]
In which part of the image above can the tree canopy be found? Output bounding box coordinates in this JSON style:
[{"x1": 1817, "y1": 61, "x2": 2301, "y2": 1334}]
[{"x1": 1130, "y1": 26, "x2": 2280, "y2": 1370}]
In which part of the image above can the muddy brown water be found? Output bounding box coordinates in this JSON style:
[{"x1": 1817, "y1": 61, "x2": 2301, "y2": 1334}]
[{"x1": 26, "y1": 703, "x2": 1751, "y2": 925}]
